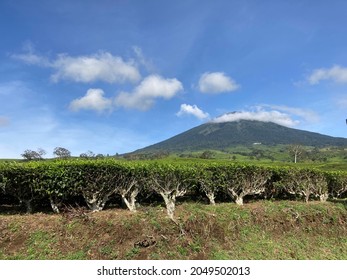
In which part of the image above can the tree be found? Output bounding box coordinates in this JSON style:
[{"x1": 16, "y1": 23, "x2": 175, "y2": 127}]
[
  {"x1": 78, "y1": 162, "x2": 119, "y2": 212},
  {"x1": 2, "y1": 163, "x2": 43, "y2": 213},
  {"x1": 327, "y1": 171, "x2": 347, "y2": 199},
  {"x1": 53, "y1": 147, "x2": 71, "y2": 159},
  {"x1": 195, "y1": 164, "x2": 223, "y2": 205},
  {"x1": 79, "y1": 153, "x2": 88, "y2": 159},
  {"x1": 148, "y1": 163, "x2": 192, "y2": 220},
  {"x1": 200, "y1": 150, "x2": 214, "y2": 159},
  {"x1": 35, "y1": 162, "x2": 80, "y2": 214},
  {"x1": 276, "y1": 168, "x2": 329, "y2": 203},
  {"x1": 21, "y1": 149, "x2": 45, "y2": 161},
  {"x1": 80, "y1": 151, "x2": 95, "y2": 159},
  {"x1": 86, "y1": 150, "x2": 95, "y2": 158},
  {"x1": 288, "y1": 144, "x2": 305, "y2": 163},
  {"x1": 114, "y1": 163, "x2": 143, "y2": 212},
  {"x1": 37, "y1": 148, "x2": 47, "y2": 158},
  {"x1": 223, "y1": 165, "x2": 271, "y2": 205}
]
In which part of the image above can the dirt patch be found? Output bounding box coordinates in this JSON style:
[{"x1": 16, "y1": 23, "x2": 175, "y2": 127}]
[{"x1": 0, "y1": 201, "x2": 346, "y2": 259}]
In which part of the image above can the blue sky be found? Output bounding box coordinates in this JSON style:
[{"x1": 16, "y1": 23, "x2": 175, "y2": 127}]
[{"x1": 1, "y1": 0, "x2": 347, "y2": 158}]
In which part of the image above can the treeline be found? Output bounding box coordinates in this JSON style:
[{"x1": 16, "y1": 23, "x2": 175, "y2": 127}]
[{"x1": 0, "y1": 159, "x2": 346, "y2": 218}]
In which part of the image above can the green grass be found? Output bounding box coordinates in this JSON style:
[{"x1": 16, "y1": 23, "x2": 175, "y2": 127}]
[
  {"x1": 0, "y1": 200, "x2": 346, "y2": 260},
  {"x1": 161, "y1": 144, "x2": 347, "y2": 171},
  {"x1": 26, "y1": 230, "x2": 58, "y2": 259}
]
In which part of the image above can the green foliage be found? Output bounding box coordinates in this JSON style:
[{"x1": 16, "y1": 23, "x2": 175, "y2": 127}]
[
  {"x1": 1, "y1": 162, "x2": 43, "y2": 213},
  {"x1": 0, "y1": 159, "x2": 346, "y2": 215},
  {"x1": 326, "y1": 171, "x2": 347, "y2": 199},
  {"x1": 275, "y1": 167, "x2": 329, "y2": 202},
  {"x1": 200, "y1": 150, "x2": 214, "y2": 159},
  {"x1": 146, "y1": 162, "x2": 195, "y2": 218},
  {"x1": 221, "y1": 164, "x2": 272, "y2": 205},
  {"x1": 193, "y1": 163, "x2": 225, "y2": 204},
  {"x1": 0, "y1": 165, "x2": 6, "y2": 193},
  {"x1": 75, "y1": 160, "x2": 122, "y2": 211}
]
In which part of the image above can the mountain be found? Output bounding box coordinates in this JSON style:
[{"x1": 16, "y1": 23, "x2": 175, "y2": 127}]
[{"x1": 132, "y1": 120, "x2": 347, "y2": 154}]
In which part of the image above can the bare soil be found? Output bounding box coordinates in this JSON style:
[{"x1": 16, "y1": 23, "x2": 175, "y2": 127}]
[{"x1": 0, "y1": 200, "x2": 346, "y2": 260}]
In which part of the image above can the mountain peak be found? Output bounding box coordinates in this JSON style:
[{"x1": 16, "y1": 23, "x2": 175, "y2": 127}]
[
  {"x1": 132, "y1": 120, "x2": 347, "y2": 154},
  {"x1": 210, "y1": 111, "x2": 299, "y2": 127}
]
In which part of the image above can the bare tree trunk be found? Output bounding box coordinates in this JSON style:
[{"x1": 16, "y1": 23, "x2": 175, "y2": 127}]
[
  {"x1": 86, "y1": 201, "x2": 103, "y2": 212},
  {"x1": 85, "y1": 194, "x2": 109, "y2": 212},
  {"x1": 319, "y1": 193, "x2": 329, "y2": 202},
  {"x1": 228, "y1": 188, "x2": 244, "y2": 205},
  {"x1": 121, "y1": 189, "x2": 139, "y2": 212},
  {"x1": 205, "y1": 190, "x2": 216, "y2": 205},
  {"x1": 49, "y1": 196, "x2": 61, "y2": 214},
  {"x1": 304, "y1": 192, "x2": 310, "y2": 203},
  {"x1": 160, "y1": 192, "x2": 176, "y2": 220},
  {"x1": 235, "y1": 196, "x2": 244, "y2": 206},
  {"x1": 289, "y1": 145, "x2": 303, "y2": 163}
]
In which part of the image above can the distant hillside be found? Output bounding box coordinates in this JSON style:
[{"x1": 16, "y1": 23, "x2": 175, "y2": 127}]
[{"x1": 133, "y1": 120, "x2": 347, "y2": 153}]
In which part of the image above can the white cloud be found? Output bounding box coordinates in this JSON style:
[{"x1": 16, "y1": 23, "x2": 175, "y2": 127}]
[
  {"x1": 69, "y1": 88, "x2": 113, "y2": 112},
  {"x1": 261, "y1": 104, "x2": 320, "y2": 123},
  {"x1": 198, "y1": 72, "x2": 240, "y2": 94},
  {"x1": 11, "y1": 52, "x2": 51, "y2": 67},
  {"x1": 211, "y1": 105, "x2": 320, "y2": 127},
  {"x1": 115, "y1": 74, "x2": 183, "y2": 110},
  {"x1": 307, "y1": 65, "x2": 347, "y2": 85},
  {"x1": 11, "y1": 41, "x2": 51, "y2": 67},
  {"x1": 12, "y1": 49, "x2": 141, "y2": 84},
  {"x1": 176, "y1": 104, "x2": 210, "y2": 120},
  {"x1": 51, "y1": 52, "x2": 141, "y2": 83},
  {"x1": 211, "y1": 110, "x2": 299, "y2": 127}
]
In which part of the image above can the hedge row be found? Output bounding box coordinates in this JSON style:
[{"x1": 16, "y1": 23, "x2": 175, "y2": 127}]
[{"x1": 0, "y1": 159, "x2": 346, "y2": 218}]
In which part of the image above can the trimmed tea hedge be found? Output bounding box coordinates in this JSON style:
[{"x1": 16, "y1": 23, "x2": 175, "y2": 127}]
[{"x1": 0, "y1": 159, "x2": 346, "y2": 217}]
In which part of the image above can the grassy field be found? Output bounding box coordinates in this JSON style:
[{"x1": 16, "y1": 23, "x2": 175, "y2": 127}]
[
  {"x1": 132, "y1": 144, "x2": 347, "y2": 171},
  {"x1": 0, "y1": 200, "x2": 346, "y2": 260}
]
